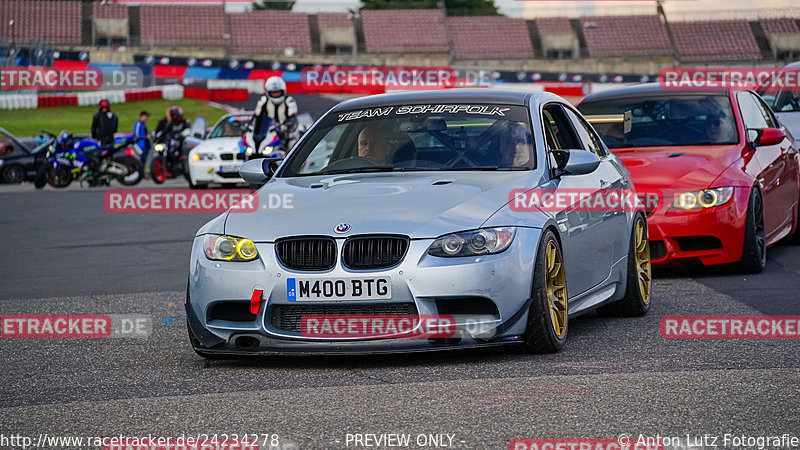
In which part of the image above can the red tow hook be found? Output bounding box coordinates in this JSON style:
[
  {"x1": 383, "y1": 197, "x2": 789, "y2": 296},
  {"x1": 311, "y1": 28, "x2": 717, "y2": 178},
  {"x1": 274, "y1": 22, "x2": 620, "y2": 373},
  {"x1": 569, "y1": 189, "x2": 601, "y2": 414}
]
[{"x1": 250, "y1": 288, "x2": 264, "y2": 315}]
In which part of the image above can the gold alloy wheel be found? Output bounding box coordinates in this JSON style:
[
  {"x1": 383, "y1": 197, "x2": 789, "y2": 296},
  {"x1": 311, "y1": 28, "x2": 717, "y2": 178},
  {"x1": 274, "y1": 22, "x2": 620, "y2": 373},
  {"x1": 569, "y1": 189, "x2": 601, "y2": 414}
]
[
  {"x1": 545, "y1": 240, "x2": 568, "y2": 339},
  {"x1": 634, "y1": 220, "x2": 652, "y2": 304}
]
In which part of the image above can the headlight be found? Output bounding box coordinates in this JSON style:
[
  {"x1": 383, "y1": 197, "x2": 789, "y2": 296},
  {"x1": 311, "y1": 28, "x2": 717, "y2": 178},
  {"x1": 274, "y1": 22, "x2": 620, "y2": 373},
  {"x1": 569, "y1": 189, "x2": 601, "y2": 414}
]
[
  {"x1": 203, "y1": 234, "x2": 259, "y2": 262},
  {"x1": 427, "y1": 227, "x2": 516, "y2": 257},
  {"x1": 154, "y1": 143, "x2": 166, "y2": 152},
  {"x1": 191, "y1": 152, "x2": 214, "y2": 162},
  {"x1": 672, "y1": 187, "x2": 734, "y2": 210},
  {"x1": 245, "y1": 146, "x2": 254, "y2": 156},
  {"x1": 261, "y1": 146, "x2": 274, "y2": 155}
]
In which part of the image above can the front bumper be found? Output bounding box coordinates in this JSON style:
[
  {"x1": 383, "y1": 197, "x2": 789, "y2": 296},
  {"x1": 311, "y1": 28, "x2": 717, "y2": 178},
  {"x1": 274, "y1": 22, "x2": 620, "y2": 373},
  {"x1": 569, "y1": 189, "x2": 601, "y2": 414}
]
[
  {"x1": 646, "y1": 187, "x2": 749, "y2": 267},
  {"x1": 188, "y1": 160, "x2": 244, "y2": 185},
  {"x1": 187, "y1": 228, "x2": 542, "y2": 354}
]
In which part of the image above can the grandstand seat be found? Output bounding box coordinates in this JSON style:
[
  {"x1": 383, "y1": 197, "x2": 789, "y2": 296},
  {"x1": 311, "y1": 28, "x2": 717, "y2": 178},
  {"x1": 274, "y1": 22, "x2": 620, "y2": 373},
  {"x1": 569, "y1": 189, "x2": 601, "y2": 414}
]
[
  {"x1": 0, "y1": 0, "x2": 81, "y2": 45},
  {"x1": 671, "y1": 20, "x2": 762, "y2": 61},
  {"x1": 581, "y1": 15, "x2": 672, "y2": 58},
  {"x1": 139, "y1": 5, "x2": 225, "y2": 47},
  {"x1": 228, "y1": 11, "x2": 312, "y2": 55},
  {"x1": 361, "y1": 9, "x2": 449, "y2": 53},
  {"x1": 449, "y1": 16, "x2": 534, "y2": 60}
]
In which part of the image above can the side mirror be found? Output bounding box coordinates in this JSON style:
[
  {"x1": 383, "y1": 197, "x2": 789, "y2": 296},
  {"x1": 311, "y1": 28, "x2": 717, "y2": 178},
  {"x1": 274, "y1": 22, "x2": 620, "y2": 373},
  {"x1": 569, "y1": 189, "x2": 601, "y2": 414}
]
[
  {"x1": 238, "y1": 157, "x2": 283, "y2": 189},
  {"x1": 748, "y1": 127, "x2": 785, "y2": 147},
  {"x1": 551, "y1": 149, "x2": 601, "y2": 176}
]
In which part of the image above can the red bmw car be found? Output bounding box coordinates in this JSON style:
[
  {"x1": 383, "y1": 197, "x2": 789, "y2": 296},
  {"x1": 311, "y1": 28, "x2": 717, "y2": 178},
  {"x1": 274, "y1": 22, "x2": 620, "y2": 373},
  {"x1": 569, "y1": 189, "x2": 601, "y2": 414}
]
[{"x1": 579, "y1": 84, "x2": 800, "y2": 272}]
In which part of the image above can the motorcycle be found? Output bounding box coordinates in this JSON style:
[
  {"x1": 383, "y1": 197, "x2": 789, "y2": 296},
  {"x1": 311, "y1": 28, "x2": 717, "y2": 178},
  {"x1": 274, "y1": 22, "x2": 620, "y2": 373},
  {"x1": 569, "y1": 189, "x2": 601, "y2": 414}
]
[
  {"x1": 151, "y1": 127, "x2": 190, "y2": 184},
  {"x1": 44, "y1": 131, "x2": 143, "y2": 188}
]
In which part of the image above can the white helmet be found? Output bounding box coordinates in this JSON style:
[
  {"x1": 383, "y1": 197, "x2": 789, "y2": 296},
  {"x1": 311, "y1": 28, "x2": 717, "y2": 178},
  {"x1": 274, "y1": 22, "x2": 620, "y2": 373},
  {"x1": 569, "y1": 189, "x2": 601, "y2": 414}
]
[{"x1": 264, "y1": 76, "x2": 286, "y2": 104}]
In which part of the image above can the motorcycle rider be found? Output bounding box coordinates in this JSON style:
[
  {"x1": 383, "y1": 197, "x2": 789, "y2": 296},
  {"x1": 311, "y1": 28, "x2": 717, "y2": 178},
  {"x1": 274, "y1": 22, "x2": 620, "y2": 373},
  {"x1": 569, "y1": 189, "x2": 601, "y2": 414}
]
[
  {"x1": 157, "y1": 106, "x2": 191, "y2": 142},
  {"x1": 91, "y1": 99, "x2": 118, "y2": 146},
  {"x1": 252, "y1": 76, "x2": 299, "y2": 151}
]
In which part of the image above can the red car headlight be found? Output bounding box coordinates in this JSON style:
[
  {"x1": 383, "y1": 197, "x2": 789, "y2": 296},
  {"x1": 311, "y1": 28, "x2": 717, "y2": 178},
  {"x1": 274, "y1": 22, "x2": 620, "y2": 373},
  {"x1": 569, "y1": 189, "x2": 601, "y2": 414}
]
[{"x1": 672, "y1": 187, "x2": 734, "y2": 210}]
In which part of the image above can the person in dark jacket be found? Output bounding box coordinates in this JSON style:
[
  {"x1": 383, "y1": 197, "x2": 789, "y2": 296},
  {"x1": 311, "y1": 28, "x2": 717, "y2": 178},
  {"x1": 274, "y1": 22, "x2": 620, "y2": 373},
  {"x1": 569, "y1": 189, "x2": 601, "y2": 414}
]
[{"x1": 91, "y1": 99, "x2": 118, "y2": 146}]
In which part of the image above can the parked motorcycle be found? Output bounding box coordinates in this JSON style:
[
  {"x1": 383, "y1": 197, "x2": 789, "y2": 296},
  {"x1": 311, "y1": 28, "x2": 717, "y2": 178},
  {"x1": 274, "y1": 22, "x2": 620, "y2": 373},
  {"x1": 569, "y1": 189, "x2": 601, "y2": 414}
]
[{"x1": 44, "y1": 131, "x2": 143, "y2": 188}]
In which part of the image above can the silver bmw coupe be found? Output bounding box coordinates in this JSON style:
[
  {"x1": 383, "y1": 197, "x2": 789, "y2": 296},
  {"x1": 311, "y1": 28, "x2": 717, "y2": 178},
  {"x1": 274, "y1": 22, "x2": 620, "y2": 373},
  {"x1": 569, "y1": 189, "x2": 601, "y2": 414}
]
[{"x1": 186, "y1": 89, "x2": 652, "y2": 357}]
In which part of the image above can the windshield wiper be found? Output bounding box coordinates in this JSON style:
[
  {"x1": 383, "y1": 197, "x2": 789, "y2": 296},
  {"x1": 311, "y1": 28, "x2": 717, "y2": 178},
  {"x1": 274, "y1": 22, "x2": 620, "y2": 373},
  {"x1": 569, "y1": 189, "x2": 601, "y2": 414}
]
[{"x1": 320, "y1": 166, "x2": 401, "y2": 175}]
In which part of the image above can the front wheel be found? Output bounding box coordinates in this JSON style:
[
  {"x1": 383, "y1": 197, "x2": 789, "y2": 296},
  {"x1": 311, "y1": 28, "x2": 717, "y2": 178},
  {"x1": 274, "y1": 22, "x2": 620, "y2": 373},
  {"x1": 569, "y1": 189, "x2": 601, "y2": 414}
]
[
  {"x1": 115, "y1": 156, "x2": 144, "y2": 186},
  {"x1": 519, "y1": 229, "x2": 568, "y2": 354},
  {"x1": 731, "y1": 187, "x2": 766, "y2": 273},
  {"x1": 1, "y1": 164, "x2": 24, "y2": 183},
  {"x1": 151, "y1": 157, "x2": 167, "y2": 184},
  {"x1": 45, "y1": 162, "x2": 72, "y2": 188},
  {"x1": 597, "y1": 213, "x2": 652, "y2": 317}
]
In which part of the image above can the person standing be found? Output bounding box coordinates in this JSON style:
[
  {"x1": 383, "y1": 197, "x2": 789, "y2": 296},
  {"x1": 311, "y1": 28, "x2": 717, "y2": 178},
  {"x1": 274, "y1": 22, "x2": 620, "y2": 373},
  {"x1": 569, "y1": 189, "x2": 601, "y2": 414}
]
[
  {"x1": 91, "y1": 99, "x2": 118, "y2": 146},
  {"x1": 134, "y1": 111, "x2": 151, "y2": 168}
]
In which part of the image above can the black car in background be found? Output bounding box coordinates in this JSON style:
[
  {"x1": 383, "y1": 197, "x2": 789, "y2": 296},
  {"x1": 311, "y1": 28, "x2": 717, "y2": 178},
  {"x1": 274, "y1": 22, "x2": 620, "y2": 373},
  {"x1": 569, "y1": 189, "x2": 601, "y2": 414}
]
[{"x1": 0, "y1": 127, "x2": 54, "y2": 185}]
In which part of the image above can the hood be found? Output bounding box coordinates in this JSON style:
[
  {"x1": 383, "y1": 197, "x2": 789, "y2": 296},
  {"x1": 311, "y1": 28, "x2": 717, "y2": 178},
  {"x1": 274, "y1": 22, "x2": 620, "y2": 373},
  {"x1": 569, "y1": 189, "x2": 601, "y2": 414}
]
[
  {"x1": 612, "y1": 145, "x2": 741, "y2": 191},
  {"x1": 191, "y1": 137, "x2": 242, "y2": 154},
  {"x1": 224, "y1": 171, "x2": 532, "y2": 241}
]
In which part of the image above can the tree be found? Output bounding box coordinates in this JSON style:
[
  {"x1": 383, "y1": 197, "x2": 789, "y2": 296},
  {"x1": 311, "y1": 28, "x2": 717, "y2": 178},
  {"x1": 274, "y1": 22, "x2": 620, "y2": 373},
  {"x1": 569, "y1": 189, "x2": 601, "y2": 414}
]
[
  {"x1": 252, "y1": 0, "x2": 296, "y2": 11},
  {"x1": 360, "y1": 0, "x2": 499, "y2": 16}
]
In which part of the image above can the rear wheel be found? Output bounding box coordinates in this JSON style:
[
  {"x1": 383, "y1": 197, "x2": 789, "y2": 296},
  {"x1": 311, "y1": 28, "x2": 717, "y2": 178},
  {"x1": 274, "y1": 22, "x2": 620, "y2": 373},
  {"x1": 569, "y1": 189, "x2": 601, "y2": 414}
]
[
  {"x1": 597, "y1": 214, "x2": 652, "y2": 317},
  {"x1": 115, "y1": 156, "x2": 144, "y2": 186},
  {"x1": 519, "y1": 229, "x2": 568, "y2": 354},
  {"x1": 731, "y1": 187, "x2": 766, "y2": 273}
]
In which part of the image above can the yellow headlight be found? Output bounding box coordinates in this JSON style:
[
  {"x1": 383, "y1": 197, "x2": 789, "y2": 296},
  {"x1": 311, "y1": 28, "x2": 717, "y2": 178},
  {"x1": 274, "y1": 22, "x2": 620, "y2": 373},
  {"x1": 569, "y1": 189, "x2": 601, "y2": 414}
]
[{"x1": 236, "y1": 239, "x2": 258, "y2": 260}]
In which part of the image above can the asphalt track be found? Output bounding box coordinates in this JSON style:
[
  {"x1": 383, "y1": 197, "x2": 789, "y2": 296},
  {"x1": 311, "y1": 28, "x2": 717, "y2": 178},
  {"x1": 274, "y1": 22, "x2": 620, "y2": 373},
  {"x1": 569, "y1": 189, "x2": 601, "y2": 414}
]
[{"x1": 1, "y1": 94, "x2": 800, "y2": 448}]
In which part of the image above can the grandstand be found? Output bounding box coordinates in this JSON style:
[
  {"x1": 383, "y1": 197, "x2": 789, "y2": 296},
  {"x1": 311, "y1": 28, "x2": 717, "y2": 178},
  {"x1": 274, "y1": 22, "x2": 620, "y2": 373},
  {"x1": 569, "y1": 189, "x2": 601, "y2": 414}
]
[{"x1": 0, "y1": 0, "x2": 799, "y2": 71}]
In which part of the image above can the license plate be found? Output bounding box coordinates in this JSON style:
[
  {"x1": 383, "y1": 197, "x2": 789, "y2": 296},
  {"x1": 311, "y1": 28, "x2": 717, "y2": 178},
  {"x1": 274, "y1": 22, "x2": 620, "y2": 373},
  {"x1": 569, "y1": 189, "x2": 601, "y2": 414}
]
[
  {"x1": 219, "y1": 163, "x2": 241, "y2": 173},
  {"x1": 287, "y1": 277, "x2": 391, "y2": 301}
]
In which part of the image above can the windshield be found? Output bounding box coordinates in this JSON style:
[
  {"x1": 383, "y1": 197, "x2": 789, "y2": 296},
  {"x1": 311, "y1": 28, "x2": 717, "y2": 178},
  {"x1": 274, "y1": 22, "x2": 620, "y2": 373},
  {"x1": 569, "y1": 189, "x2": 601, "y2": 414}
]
[
  {"x1": 280, "y1": 104, "x2": 534, "y2": 176},
  {"x1": 578, "y1": 95, "x2": 739, "y2": 148},
  {"x1": 208, "y1": 115, "x2": 253, "y2": 138}
]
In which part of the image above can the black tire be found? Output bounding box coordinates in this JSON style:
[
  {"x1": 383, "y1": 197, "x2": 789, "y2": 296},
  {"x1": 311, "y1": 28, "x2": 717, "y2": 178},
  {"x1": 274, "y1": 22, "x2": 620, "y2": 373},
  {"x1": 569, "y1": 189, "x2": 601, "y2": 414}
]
[
  {"x1": 731, "y1": 187, "x2": 767, "y2": 273},
  {"x1": 34, "y1": 167, "x2": 47, "y2": 189},
  {"x1": 1, "y1": 164, "x2": 25, "y2": 184},
  {"x1": 519, "y1": 229, "x2": 568, "y2": 354},
  {"x1": 785, "y1": 195, "x2": 800, "y2": 244},
  {"x1": 597, "y1": 213, "x2": 652, "y2": 317},
  {"x1": 189, "y1": 180, "x2": 208, "y2": 189},
  {"x1": 114, "y1": 155, "x2": 144, "y2": 186},
  {"x1": 45, "y1": 162, "x2": 72, "y2": 188}
]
